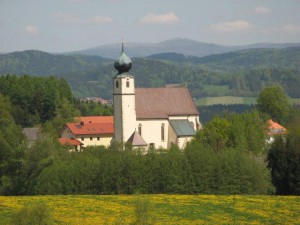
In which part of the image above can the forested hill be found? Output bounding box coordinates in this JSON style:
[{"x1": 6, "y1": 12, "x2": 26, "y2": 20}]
[
  {"x1": 0, "y1": 50, "x2": 111, "y2": 76},
  {"x1": 148, "y1": 47, "x2": 300, "y2": 72},
  {"x1": 1, "y1": 47, "x2": 300, "y2": 99}
]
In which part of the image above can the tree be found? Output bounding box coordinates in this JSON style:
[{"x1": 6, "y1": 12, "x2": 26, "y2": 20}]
[
  {"x1": 257, "y1": 85, "x2": 291, "y2": 124},
  {"x1": 0, "y1": 93, "x2": 26, "y2": 195},
  {"x1": 268, "y1": 121, "x2": 300, "y2": 195}
]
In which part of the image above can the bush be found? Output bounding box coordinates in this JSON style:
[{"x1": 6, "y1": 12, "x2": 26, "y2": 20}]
[{"x1": 13, "y1": 201, "x2": 53, "y2": 225}]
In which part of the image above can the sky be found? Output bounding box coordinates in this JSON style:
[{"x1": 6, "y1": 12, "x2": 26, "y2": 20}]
[{"x1": 0, "y1": 0, "x2": 300, "y2": 53}]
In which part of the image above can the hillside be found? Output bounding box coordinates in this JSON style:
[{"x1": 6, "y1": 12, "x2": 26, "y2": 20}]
[
  {"x1": 66, "y1": 38, "x2": 300, "y2": 58},
  {"x1": 148, "y1": 47, "x2": 300, "y2": 72},
  {"x1": 1, "y1": 47, "x2": 300, "y2": 99}
]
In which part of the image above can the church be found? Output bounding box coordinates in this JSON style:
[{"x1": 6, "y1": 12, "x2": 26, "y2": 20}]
[{"x1": 113, "y1": 44, "x2": 202, "y2": 149}]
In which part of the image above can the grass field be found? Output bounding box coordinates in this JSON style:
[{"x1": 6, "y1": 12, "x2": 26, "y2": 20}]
[
  {"x1": 0, "y1": 195, "x2": 299, "y2": 224},
  {"x1": 195, "y1": 96, "x2": 300, "y2": 106}
]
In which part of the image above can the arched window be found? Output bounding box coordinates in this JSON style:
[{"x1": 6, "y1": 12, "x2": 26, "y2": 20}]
[
  {"x1": 138, "y1": 123, "x2": 142, "y2": 136},
  {"x1": 161, "y1": 123, "x2": 165, "y2": 141},
  {"x1": 126, "y1": 80, "x2": 130, "y2": 88},
  {"x1": 116, "y1": 80, "x2": 119, "y2": 88}
]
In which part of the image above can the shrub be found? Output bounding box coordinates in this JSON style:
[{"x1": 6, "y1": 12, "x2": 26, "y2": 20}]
[{"x1": 13, "y1": 201, "x2": 53, "y2": 225}]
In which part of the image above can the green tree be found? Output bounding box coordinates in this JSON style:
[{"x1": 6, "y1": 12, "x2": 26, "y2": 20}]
[
  {"x1": 257, "y1": 85, "x2": 291, "y2": 124},
  {"x1": 0, "y1": 93, "x2": 25, "y2": 195},
  {"x1": 268, "y1": 122, "x2": 300, "y2": 195}
]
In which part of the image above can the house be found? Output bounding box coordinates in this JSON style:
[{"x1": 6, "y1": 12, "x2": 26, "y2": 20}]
[
  {"x1": 81, "y1": 97, "x2": 110, "y2": 105},
  {"x1": 113, "y1": 44, "x2": 202, "y2": 149},
  {"x1": 60, "y1": 116, "x2": 114, "y2": 148},
  {"x1": 267, "y1": 119, "x2": 287, "y2": 144},
  {"x1": 58, "y1": 137, "x2": 83, "y2": 152},
  {"x1": 22, "y1": 127, "x2": 41, "y2": 146}
]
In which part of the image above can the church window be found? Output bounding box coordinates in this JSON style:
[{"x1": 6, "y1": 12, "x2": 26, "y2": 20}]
[
  {"x1": 138, "y1": 124, "x2": 142, "y2": 136},
  {"x1": 116, "y1": 80, "x2": 119, "y2": 88},
  {"x1": 161, "y1": 123, "x2": 165, "y2": 141},
  {"x1": 126, "y1": 80, "x2": 130, "y2": 88}
]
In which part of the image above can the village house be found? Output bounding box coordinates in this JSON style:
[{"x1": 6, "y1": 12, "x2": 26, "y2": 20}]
[
  {"x1": 22, "y1": 127, "x2": 41, "y2": 146},
  {"x1": 113, "y1": 44, "x2": 202, "y2": 149},
  {"x1": 266, "y1": 119, "x2": 287, "y2": 144},
  {"x1": 60, "y1": 116, "x2": 114, "y2": 148}
]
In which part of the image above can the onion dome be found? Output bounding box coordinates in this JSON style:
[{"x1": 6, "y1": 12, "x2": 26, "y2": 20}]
[{"x1": 114, "y1": 42, "x2": 132, "y2": 74}]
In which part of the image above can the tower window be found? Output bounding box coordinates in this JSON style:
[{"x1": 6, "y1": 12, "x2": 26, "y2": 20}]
[
  {"x1": 138, "y1": 124, "x2": 142, "y2": 136},
  {"x1": 126, "y1": 81, "x2": 130, "y2": 88},
  {"x1": 116, "y1": 80, "x2": 119, "y2": 88},
  {"x1": 161, "y1": 123, "x2": 165, "y2": 141}
]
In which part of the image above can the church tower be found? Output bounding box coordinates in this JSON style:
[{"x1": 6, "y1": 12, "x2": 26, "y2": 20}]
[{"x1": 113, "y1": 43, "x2": 137, "y2": 143}]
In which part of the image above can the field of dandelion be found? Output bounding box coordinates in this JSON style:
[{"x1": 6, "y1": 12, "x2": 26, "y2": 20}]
[{"x1": 0, "y1": 194, "x2": 299, "y2": 224}]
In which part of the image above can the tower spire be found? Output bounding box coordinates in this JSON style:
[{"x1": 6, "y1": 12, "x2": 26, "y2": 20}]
[{"x1": 114, "y1": 39, "x2": 132, "y2": 74}]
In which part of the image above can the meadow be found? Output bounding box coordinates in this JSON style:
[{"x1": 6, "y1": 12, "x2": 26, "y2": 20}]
[
  {"x1": 195, "y1": 96, "x2": 300, "y2": 106},
  {"x1": 0, "y1": 195, "x2": 299, "y2": 224}
]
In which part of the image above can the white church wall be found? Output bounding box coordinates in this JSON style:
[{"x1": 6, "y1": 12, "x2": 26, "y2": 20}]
[
  {"x1": 136, "y1": 119, "x2": 169, "y2": 149},
  {"x1": 177, "y1": 137, "x2": 193, "y2": 149}
]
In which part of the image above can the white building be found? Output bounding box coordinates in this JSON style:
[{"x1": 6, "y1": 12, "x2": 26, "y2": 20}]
[{"x1": 113, "y1": 44, "x2": 202, "y2": 149}]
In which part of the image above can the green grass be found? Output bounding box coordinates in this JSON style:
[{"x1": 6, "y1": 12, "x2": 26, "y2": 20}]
[
  {"x1": 203, "y1": 85, "x2": 230, "y2": 96},
  {"x1": 195, "y1": 96, "x2": 300, "y2": 106},
  {"x1": 0, "y1": 195, "x2": 299, "y2": 224}
]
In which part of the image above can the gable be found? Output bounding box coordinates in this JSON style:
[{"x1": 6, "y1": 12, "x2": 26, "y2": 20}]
[{"x1": 135, "y1": 87, "x2": 199, "y2": 119}]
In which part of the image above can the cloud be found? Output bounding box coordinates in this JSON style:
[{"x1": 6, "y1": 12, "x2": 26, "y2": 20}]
[
  {"x1": 263, "y1": 24, "x2": 300, "y2": 34},
  {"x1": 87, "y1": 16, "x2": 113, "y2": 24},
  {"x1": 238, "y1": 6, "x2": 271, "y2": 16},
  {"x1": 210, "y1": 20, "x2": 255, "y2": 32},
  {"x1": 140, "y1": 12, "x2": 179, "y2": 25},
  {"x1": 25, "y1": 25, "x2": 38, "y2": 35},
  {"x1": 53, "y1": 12, "x2": 112, "y2": 24},
  {"x1": 255, "y1": 6, "x2": 271, "y2": 15}
]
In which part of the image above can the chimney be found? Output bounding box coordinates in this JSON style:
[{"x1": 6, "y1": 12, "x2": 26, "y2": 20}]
[{"x1": 80, "y1": 121, "x2": 84, "y2": 126}]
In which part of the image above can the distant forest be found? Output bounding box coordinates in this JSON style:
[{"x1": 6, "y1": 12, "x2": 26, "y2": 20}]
[{"x1": 0, "y1": 47, "x2": 300, "y2": 99}]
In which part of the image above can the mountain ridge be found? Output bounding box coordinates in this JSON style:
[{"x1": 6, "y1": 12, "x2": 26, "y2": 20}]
[{"x1": 64, "y1": 38, "x2": 300, "y2": 59}]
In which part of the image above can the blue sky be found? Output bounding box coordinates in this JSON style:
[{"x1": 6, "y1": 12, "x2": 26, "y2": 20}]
[{"x1": 0, "y1": 0, "x2": 299, "y2": 52}]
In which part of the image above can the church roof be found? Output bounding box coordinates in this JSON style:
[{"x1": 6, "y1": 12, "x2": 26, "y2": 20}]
[
  {"x1": 126, "y1": 131, "x2": 147, "y2": 146},
  {"x1": 170, "y1": 120, "x2": 196, "y2": 137},
  {"x1": 135, "y1": 87, "x2": 199, "y2": 119}
]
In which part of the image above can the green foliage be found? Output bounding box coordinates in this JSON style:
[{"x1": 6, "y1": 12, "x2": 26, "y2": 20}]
[
  {"x1": 13, "y1": 201, "x2": 53, "y2": 225},
  {"x1": 75, "y1": 100, "x2": 113, "y2": 116},
  {"x1": 0, "y1": 75, "x2": 74, "y2": 127},
  {"x1": 132, "y1": 198, "x2": 153, "y2": 225},
  {"x1": 195, "y1": 117, "x2": 234, "y2": 152},
  {"x1": 257, "y1": 85, "x2": 291, "y2": 124},
  {"x1": 0, "y1": 93, "x2": 26, "y2": 195}
]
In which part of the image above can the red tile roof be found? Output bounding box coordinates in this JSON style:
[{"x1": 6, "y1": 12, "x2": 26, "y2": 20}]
[
  {"x1": 267, "y1": 119, "x2": 287, "y2": 135},
  {"x1": 135, "y1": 87, "x2": 199, "y2": 119},
  {"x1": 66, "y1": 122, "x2": 114, "y2": 135},
  {"x1": 59, "y1": 138, "x2": 83, "y2": 146},
  {"x1": 74, "y1": 116, "x2": 113, "y2": 124}
]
